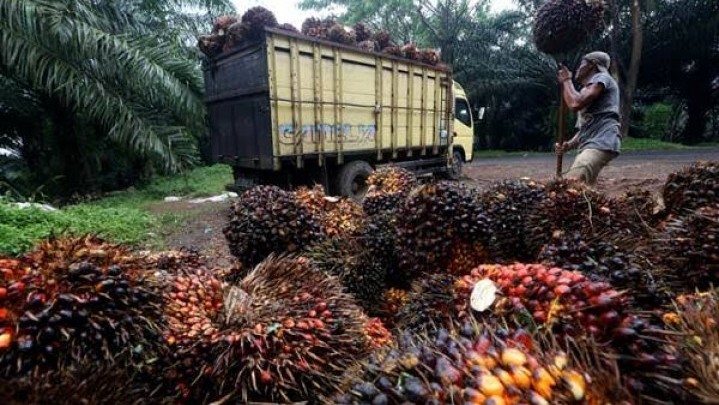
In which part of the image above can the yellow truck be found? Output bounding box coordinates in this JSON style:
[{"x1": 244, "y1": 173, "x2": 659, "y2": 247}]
[{"x1": 204, "y1": 27, "x2": 475, "y2": 199}]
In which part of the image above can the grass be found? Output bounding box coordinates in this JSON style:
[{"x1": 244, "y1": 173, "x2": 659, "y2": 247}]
[
  {"x1": 621, "y1": 137, "x2": 690, "y2": 151},
  {"x1": 0, "y1": 164, "x2": 233, "y2": 256}
]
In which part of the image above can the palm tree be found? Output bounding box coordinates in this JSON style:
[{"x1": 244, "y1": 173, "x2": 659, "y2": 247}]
[{"x1": 0, "y1": 0, "x2": 232, "y2": 196}]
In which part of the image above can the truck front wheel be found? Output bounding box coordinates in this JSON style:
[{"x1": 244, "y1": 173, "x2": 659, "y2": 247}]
[
  {"x1": 337, "y1": 160, "x2": 373, "y2": 201},
  {"x1": 449, "y1": 149, "x2": 464, "y2": 180}
]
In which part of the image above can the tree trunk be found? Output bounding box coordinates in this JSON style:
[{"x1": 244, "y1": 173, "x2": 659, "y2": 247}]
[{"x1": 620, "y1": 0, "x2": 644, "y2": 138}]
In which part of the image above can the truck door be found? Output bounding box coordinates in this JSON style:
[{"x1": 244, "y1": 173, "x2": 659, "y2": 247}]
[{"x1": 454, "y1": 97, "x2": 474, "y2": 162}]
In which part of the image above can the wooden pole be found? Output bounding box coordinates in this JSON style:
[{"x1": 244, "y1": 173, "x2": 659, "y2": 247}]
[{"x1": 556, "y1": 59, "x2": 566, "y2": 179}]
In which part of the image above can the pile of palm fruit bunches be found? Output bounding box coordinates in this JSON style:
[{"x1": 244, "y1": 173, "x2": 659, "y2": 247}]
[
  {"x1": 197, "y1": 7, "x2": 442, "y2": 65},
  {"x1": 1, "y1": 159, "x2": 718, "y2": 404}
]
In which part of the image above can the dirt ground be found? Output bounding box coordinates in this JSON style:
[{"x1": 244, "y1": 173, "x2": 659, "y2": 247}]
[{"x1": 156, "y1": 149, "x2": 718, "y2": 265}]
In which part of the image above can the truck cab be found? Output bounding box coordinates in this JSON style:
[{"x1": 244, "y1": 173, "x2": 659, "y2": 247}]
[{"x1": 451, "y1": 81, "x2": 474, "y2": 176}]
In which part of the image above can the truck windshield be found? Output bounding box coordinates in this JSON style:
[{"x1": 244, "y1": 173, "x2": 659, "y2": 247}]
[{"x1": 455, "y1": 98, "x2": 472, "y2": 127}]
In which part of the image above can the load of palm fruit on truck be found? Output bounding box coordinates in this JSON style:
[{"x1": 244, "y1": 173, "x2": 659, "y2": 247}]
[{"x1": 2, "y1": 160, "x2": 718, "y2": 404}]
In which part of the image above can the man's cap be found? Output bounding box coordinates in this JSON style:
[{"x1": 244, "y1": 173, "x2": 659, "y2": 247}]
[{"x1": 583, "y1": 51, "x2": 611, "y2": 73}]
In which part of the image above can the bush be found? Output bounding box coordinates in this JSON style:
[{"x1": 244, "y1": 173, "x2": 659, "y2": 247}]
[
  {"x1": 642, "y1": 102, "x2": 673, "y2": 139},
  {"x1": 0, "y1": 201, "x2": 156, "y2": 256}
]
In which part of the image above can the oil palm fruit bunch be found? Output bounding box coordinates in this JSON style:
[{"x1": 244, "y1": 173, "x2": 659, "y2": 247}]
[
  {"x1": 296, "y1": 185, "x2": 364, "y2": 238},
  {"x1": 278, "y1": 23, "x2": 299, "y2": 33},
  {"x1": 197, "y1": 34, "x2": 224, "y2": 58},
  {"x1": 302, "y1": 237, "x2": 387, "y2": 315},
  {"x1": 240, "y1": 6, "x2": 277, "y2": 41},
  {"x1": 396, "y1": 273, "x2": 456, "y2": 331},
  {"x1": 480, "y1": 180, "x2": 547, "y2": 261},
  {"x1": 532, "y1": 0, "x2": 606, "y2": 55},
  {"x1": 224, "y1": 22, "x2": 247, "y2": 50},
  {"x1": 374, "y1": 31, "x2": 393, "y2": 49},
  {"x1": 668, "y1": 291, "x2": 719, "y2": 403},
  {"x1": 301, "y1": 17, "x2": 334, "y2": 39},
  {"x1": 447, "y1": 240, "x2": 490, "y2": 276},
  {"x1": 396, "y1": 181, "x2": 492, "y2": 278},
  {"x1": 454, "y1": 264, "x2": 630, "y2": 343},
  {"x1": 364, "y1": 317, "x2": 393, "y2": 349},
  {"x1": 213, "y1": 256, "x2": 370, "y2": 403},
  {"x1": 357, "y1": 40, "x2": 379, "y2": 52},
  {"x1": 401, "y1": 43, "x2": 419, "y2": 60},
  {"x1": 615, "y1": 188, "x2": 657, "y2": 230},
  {"x1": 654, "y1": 204, "x2": 719, "y2": 293},
  {"x1": 329, "y1": 24, "x2": 357, "y2": 45},
  {"x1": 155, "y1": 258, "x2": 225, "y2": 403},
  {"x1": 363, "y1": 166, "x2": 417, "y2": 216},
  {"x1": 361, "y1": 212, "x2": 402, "y2": 285},
  {"x1": 224, "y1": 185, "x2": 323, "y2": 266},
  {"x1": 419, "y1": 48, "x2": 441, "y2": 65},
  {"x1": 662, "y1": 161, "x2": 719, "y2": 215},
  {"x1": 353, "y1": 23, "x2": 373, "y2": 42},
  {"x1": 0, "y1": 236, "x2": 163, "y2": 378},
  {"x1": 382, "y1": 45, "x2": 403, "y2": 57},
  {"x1": 538, "y1": 230, "x2": 670, "y2": 308},
  {"x1": 332, "y1": 321, "x2": 597, "y2": 405},
  {"x1": 213, "y1": 15, "x2": 238, "y2": 34},
  {"x1": 380, "y1": 288, "x2": 410, "y2": 327},
  {"x1": 0, "y1": 364, "x2": 162, "y2": 405},
  {"x1": 526, "y1": 179, "x2": 619, "y2": 254}
]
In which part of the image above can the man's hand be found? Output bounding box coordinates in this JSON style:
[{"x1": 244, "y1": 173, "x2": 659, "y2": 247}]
[
  {"x1": 555, "y1": 142, "x2": 568, "y2": 155},
  {"x1": 557, "y1": 66, "x2": 572, "y2": 84}
]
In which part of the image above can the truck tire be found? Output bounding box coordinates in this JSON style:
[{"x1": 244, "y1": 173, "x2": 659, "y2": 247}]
[
  {"x1": 337, "y1": 160, "x2": 373, "y2": 201},
  {"x1": 448, "y1": 149, "x2": 464, "y2": 180}
]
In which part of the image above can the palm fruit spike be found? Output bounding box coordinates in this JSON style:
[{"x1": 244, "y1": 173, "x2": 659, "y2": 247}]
[
  {"x1": 538, "y1": 230, "x2": 671, "y2": 308},
  {"x1": 0, "y1": 364, "x2": 162, "y2": 405},
  {"x1": 396, "y1": 181, "x2": 492, "y2": 278},
  {"x1": 526, "y1": 178, "x2": 622, "y2": 254},
  {"x1": 669, "y1": 291, "x2": 719, "y2": 403},
  {"x1": 363, "y1": 166, "x2": 417, "y2": 216},
  {"x1": 0, "y1": 236, "x2": 163, "y2": 378},
  {"x1": 213, "y1": 255, "x2": 370, "y2": 403},
  {"x1": 532, "y1": 0, "x2": 606, "y2": 55},
  {"x1": 328, "y1": 24, "x2": 357, "y2": 45},
  {"x1": 662, "y1": 161, "x2": 719, "y2": 215},
  {"x1": 363, "y1": 317, "x2": 392, "y2": 349},
  {"x1": 302, "y1": 237, "x2": 387, "y2": 315},
  {"x1": 379, "y1": 288, "x2": 409, "y2": 327},
  {"x1": 240, "y1": 6, "x2": 277, "y2": 41},
  {"x1": 295, "y1": 185, "x2": 364, "y2": 238},
  {"x1": 352, "y1": 23, "x2": 373, "y2": 42},
  {"x1": 212, "y1": 15, "x2": 238, "y2": 34},
  {"x1": 224, "y1": 185, "x2": 323, "y2": 266},
  {"x1": 655, "y1": 204, "x2": 719, "y2": 293},
  {"x1": 480, "y1": 179, "x2": 547, "y2": 261},
  {"x1": 330, "y1": 320, "x2": 598, "y2": 405}
]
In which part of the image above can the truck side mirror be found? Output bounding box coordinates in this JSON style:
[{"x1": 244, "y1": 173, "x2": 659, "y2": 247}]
[{"x1": 473, "y1": 107, "x2": 485, "y2": 122}]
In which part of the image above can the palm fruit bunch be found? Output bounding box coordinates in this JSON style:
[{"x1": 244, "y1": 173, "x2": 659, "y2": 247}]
[
  {"x1": 197, "y1": 34, "x2": 224, "y2": 58},
  {"x1": 396, "y1": 181, "x2": 492, "y2": 278},
  {"x1": 380, "y1": 288, "x2": 410, "y2": 326},
  {"x1": 357, "y1": 40, "x2": 379, "y2": 52},
  {"x1": 240, "y1": 6, "x2": 278, "y2": 41},
  {"x1": 374, "y1": 31, "x2": 393, "y2": 49},
  {"x1": 401, "y1": 43, "x2": 419, "y2": 60},
  {"x1": 446, "y1": 240, "x2": 490, "y2": 276},
  {"x1": 302, "y1": 237, "x2": 387, "y2": 315},
  {"x1": 667, "y1": 291, "x2": 719, "y2": 403},
  {"x1": 329, "y1": 23, "x2": 357, "y2": 45},
  {"x1": 662, "y1": 161, "x2": 719, "y2": 215},
  {"x1": 654, "y1": 204, "x2": 719, "y2": 293},
  {"x1": 0, "y1": 236, "x2": 163, "y2": 378},
  {"x1": 301, "y1": 17, "x2": 334, "y2": 39},
  {"x1": 480, "y1": 180, "x2": 548, "y2": 261},
  {"x1": 0, "y1": 364, "x2": 161, "y2": 405},
  {"x1": 419, "y1": 48, "x2": 441, "y2": 65},
  {"x1": 278, "y1": 23, "x2": 299, "y2": 33},
  {"x1": 213, "y1": 15, "x2": 238, "y2": 34},
  {"x1": 361, "y1": 213, "x2": 401, "y2": 284},
  {"x1": 538, "y1": 230, "x2": 670, "y2": 308},
  {"x1": 363, "y1": 166, "x2": 417, "y2": 216},
  {"x1": 396, "y1": 273, "x2": 456, "y2": 331},
  {"x1": 454, "y1": 264, "x2": 630, "y2": 343},
  {"x1": 224, "y1": 21, "x2": 247, "y2": 51},
  {"x1": 382, "y1": 45, "x2": 403, "y2": 57},
  {"x1": 532, "y1": 0, "x2": 606, "y2": 55},
  {"x1": 224, "y1": 185, "x2": 323, "y2": 266},
  {"x1": 615, "y1": 188, "x2": 657, "y2": 229},
  {"x1": 353, "y1": 23, "x2": 373, "y2": 42},
  {"x1": 364, "y1": 317, "x2": 393, "y2": 349},
  {"x1": 154, "y1": 255, "x2": 225, "y2": 402},
  {"x1": 332, "y1": 321, "x2": 598, "y2": 405},
  {"x1": 212, "y1": 256, "x2": 370, "y2": 403},
  {"x1": 526, "y1": 179, "x2": 623, "y2": 254},
  {"x1": 295, "y1": 185, "x2": 364, "y2": 238}
]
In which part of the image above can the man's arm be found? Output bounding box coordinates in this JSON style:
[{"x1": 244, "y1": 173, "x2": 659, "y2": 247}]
[
  {"x1": 556, "y1": 132, "x2": 580, "y2": 154},
  {"x1": 557, "y1": 67, "x2": 605, "y2": 112}
]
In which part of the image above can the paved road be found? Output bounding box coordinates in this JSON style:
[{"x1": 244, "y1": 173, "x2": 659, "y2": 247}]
[{"x1": 464, "y1": 148, "x2": 718, "y2": 195}]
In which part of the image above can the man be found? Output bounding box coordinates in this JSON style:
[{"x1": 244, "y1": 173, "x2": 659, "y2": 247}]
[{"x1": 556, "y1": 51, "x2": 621, "y2": 185}]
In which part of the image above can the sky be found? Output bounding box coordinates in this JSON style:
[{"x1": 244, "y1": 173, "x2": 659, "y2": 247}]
[{"x1": 231, "y1": 0, "x2": 517, "y2": 28}]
